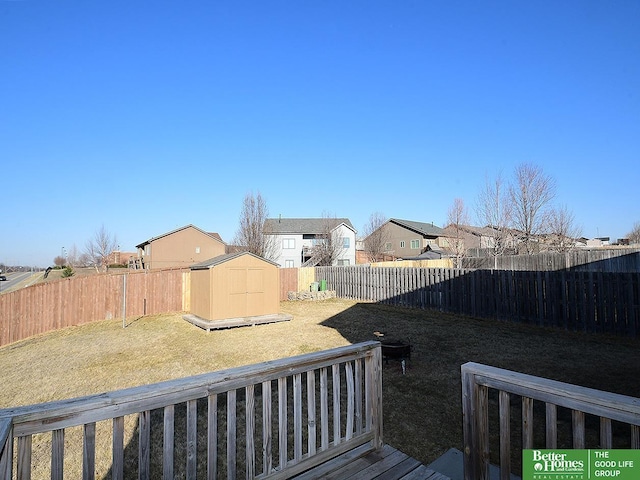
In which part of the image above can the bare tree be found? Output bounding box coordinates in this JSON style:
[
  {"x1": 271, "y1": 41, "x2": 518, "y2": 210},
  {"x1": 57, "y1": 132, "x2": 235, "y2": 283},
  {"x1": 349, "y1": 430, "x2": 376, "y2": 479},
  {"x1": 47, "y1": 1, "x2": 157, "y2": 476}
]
[
  {"x1": 65, "y1": 244, "x2": 81, "y2": 267},
  {"x1": 85, "y1": 225, "x2": 118, "y2": 271},
  {"x1": 362, "y1": 212, "x2": 389, "y2": 262},
  {"x1": 446, "y1": 198, "x2": 469, "y2": 268},
  {"x1": 546, "y1": 205, "x2": 582, "y2": 253},
  {"x1": 53, "y1": 256, "x2": 66, "y2": 268},
  {"x1": 475, "y1": 172, "x2": 513, "y2": 263},
  {"x1": 78, "y1": 253, "x2": 92, "y2": 267},
  {"x1": 627, "y1": 222, "x2": 640, "y2": 245},
  {"x1": 233, "y1": 191, "x2": 276, "y2": 260},
  {"x1": 310, "y1": 213, "x2": 344, "y2": 266},
  {"x1": 509, "y1": 163, "x2": 556, "y2": 254}
]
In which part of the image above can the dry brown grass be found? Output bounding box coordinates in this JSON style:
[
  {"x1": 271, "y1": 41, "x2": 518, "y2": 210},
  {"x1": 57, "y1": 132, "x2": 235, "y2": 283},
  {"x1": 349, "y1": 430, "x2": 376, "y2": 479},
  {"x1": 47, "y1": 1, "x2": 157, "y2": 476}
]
[{"x1": 1, "y1": 298, "x2": 640, "y2": 478}]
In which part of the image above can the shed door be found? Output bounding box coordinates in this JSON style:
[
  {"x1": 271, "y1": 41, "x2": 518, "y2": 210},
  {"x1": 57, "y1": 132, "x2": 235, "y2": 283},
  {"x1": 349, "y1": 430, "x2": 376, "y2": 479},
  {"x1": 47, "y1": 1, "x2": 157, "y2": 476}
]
[
  {"x1": 246, "y1": 268, "x2": 265, "y2": 317},
  {"x1": 228, "y1": 267, "x2": 265, "y2": 317}
]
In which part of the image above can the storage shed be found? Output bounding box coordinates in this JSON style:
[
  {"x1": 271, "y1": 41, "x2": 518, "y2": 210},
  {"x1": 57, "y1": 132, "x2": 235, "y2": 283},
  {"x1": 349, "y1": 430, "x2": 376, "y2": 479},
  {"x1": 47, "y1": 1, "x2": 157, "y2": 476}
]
[{"x1": 185, "y1": 252, "x2": 291, "y2": 330}]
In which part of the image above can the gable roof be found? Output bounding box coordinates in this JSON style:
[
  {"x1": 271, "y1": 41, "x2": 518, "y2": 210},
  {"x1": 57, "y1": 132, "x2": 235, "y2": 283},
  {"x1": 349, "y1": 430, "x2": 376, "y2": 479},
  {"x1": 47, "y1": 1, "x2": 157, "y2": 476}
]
[
  {"x1": 207, "y1": 232, "x2": 223, "y2": 243},
  {"x1": 190, "y1": 251, "x2": 279, "y2": 270},
  {"x1": 264, "y1": 218, "x2": 356, "y2": 235},
  {"x1": 136, "y1": 224, "x2": 225, "y2": 249},
  {"x1": 389, "y1": 218, "x2": 447, "y2": 238}
]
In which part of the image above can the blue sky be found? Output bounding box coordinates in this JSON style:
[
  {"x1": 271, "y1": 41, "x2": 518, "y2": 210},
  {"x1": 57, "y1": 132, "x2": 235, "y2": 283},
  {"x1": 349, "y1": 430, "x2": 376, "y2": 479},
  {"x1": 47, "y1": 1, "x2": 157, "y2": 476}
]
[{"x1": 1, "y1": 1, "x2": 638, "y2": 267}]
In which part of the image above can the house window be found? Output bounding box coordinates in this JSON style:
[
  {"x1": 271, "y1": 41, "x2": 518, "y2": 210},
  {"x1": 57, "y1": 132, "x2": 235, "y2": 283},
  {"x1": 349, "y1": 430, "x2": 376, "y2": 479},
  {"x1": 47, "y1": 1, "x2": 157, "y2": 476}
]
[
  {"x1": 144, "y1": 245, "x2": 150, "y2": 256},
  {"x1": 284, "y1": 260, "x2": 294, "y2": 268},
  {"x1": 338, "y1": 259, "x2": 350, "y2": 266},
  {"x1": 411, "y1": 239, "x2": 421, "y2": 249},
  {"x1": 400, "y1": 241, "x2": 405, "y2": 248},
  {"x1": 283, "y1": 238, "x2": 295, "y2": 249},
  {"x1": 342, "y1": 237, "x2": 350, "y2": 248},
  {"x1": 385, "y1": 242, "x2": 392, "y2": 251}
]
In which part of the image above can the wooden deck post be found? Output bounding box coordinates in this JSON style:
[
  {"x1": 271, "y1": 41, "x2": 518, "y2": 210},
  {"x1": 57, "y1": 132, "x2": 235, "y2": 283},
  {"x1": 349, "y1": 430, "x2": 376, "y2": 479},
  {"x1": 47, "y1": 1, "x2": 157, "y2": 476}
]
[
  {"x1": 0, "y1": 419, "x2": 12, "y2": 480},
  {"x1": 365, "y1": 344, "x2": 384, "y2": 450},
  {"x1": 461, "y1": 366, "x2": 476, "y2": 480},
  {"x1": 461, "y1": 365, "x2": 490, "y2": 480}
]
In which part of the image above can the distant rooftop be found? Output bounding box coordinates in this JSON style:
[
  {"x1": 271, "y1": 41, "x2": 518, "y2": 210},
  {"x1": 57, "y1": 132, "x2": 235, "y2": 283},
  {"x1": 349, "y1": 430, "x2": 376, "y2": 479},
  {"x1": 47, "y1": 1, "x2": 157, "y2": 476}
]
[{"x1": 264, "y1": 217, "x2": 356, "y2": 234}]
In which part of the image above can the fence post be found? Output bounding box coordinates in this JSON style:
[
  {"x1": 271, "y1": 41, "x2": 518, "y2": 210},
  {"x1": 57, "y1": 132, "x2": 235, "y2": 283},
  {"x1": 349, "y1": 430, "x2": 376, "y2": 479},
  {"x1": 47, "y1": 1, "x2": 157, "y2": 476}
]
[{"x1": 122, "y1": 274, "x2": 127, "y2": 328}]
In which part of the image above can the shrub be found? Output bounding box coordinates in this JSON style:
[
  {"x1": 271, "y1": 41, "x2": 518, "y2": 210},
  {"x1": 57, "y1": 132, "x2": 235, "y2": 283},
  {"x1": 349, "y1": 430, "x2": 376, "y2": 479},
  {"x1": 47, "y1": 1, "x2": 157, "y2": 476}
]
[{"x1": 61, "y1": 266, "x2": 75, "y2": 278}]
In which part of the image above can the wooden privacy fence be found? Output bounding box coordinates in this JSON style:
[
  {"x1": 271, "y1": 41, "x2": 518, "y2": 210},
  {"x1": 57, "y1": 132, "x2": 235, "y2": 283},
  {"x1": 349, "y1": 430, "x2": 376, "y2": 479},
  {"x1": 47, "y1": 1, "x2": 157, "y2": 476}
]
[
  {"x1": 461, "y1": 362, "x2": 640, "y2": 480},
  {"x1": 3, "y1": 264, "x2": 639, "y2": 347},
  {"x1": 316, "y1": 266, "x2": 640, "y2": 337},
  {"x1": 279, "y1": 268, "x2": 317, "y2": 299},
  {"x1": 462, "y1": 249, "x2": 640, "y2": 272},
  {"x1": 0, "y1": 342, "x2": 383, "y2": 480},
  {"x1": 0, "y1": 269, "x2": 189, "y2": 347},
  {"x1": 369, "y1": 259, "x2": 454, "y2": 269}
]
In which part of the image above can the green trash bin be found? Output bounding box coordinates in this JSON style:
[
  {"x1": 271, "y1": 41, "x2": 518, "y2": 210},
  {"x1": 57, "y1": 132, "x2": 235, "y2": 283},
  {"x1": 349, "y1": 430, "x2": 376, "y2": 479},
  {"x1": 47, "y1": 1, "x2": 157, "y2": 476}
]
[
  {"x1": 319, "y1": 279, "x2": 327, "y2": 291},
  {"x1": 310, "y1": 282, "x2": 319, "y2": 292}
]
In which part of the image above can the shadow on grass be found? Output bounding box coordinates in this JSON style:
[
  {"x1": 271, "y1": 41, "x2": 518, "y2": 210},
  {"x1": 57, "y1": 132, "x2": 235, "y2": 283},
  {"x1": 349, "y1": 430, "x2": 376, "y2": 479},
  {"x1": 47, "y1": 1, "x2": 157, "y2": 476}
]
[
  {"x1": 320, "y1": 300, "x2": 640, "y2": 474},
  {"x1": 107, "y1": 300, "x2": 640, "y2": 479}
]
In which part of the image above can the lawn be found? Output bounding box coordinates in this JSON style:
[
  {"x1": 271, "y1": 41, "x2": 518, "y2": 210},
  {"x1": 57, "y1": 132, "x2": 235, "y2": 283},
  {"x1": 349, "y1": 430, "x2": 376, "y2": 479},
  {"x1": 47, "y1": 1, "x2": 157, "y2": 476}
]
[{"x1": 1, "y1": 298, "x2": 639, "y2": 478}]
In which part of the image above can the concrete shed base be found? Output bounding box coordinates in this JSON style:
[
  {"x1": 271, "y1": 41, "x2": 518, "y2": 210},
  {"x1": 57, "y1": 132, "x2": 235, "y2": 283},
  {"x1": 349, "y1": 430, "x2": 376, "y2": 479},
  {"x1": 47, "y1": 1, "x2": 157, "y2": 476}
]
[{"x1": 182, "y1": 313, "x2": 293, "y2": 331}]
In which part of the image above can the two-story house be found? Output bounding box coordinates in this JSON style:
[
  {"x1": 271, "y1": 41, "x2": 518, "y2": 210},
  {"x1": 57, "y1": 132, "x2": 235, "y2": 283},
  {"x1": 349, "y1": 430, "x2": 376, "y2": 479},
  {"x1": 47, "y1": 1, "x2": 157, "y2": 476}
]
[
  {"x1": 264, "y1": 217, "x2": 357, "y2": 268},
  {"x1": 368, "y1": 218, "x2": 448, "y2": 260},
  {"x1": 133, "y1": 224, "x2": 226, "y2": 270}
]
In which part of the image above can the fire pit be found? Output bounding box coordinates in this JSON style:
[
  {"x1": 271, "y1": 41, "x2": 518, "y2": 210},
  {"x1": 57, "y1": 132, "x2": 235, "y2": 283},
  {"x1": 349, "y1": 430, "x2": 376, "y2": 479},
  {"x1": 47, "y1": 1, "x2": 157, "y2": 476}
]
[{"x1": 381, "y1": 340, "x2": 411, "y2": 361}]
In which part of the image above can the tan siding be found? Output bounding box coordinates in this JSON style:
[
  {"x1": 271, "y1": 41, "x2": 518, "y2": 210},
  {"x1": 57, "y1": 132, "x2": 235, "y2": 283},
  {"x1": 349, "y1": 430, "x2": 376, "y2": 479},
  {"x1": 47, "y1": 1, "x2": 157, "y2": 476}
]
[
  {"x1": 189, "y1": 269, "x2": 210, "y2": 319},
  {"x1": 147, "y1": 226, "x2": 225, "y2": 270},
  {"x1": 191, "y1": 254, "x2": 280, "y2": 322}
]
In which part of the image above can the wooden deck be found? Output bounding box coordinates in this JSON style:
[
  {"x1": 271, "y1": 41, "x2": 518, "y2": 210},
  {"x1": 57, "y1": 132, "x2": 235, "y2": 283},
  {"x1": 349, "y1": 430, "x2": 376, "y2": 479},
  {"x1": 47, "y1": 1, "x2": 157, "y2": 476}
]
[
  {"x1": 291, "y1": 443, "x2": 451, "y2": 480},
  {"x1": 182, "y1": 312, "x2": 293, "y2": 330}
]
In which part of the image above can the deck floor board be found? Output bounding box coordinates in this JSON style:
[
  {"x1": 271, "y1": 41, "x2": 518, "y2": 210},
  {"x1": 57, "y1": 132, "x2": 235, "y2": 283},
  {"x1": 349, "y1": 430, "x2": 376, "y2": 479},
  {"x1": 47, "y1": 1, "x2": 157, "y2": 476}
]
[{"x1": 290, "y1": 444, "x2": 451, "y2": 480}]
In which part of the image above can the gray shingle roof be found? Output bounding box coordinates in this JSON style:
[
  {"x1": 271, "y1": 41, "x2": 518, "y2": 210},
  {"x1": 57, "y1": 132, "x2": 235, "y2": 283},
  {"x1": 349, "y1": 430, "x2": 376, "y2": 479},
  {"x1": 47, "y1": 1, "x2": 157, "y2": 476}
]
[
  {"x1": 264, "y1": 218, "x2": 356, "y2": 234},
  {"x1": 389, "y1": 218, "x2": 446, "y2": 237}
]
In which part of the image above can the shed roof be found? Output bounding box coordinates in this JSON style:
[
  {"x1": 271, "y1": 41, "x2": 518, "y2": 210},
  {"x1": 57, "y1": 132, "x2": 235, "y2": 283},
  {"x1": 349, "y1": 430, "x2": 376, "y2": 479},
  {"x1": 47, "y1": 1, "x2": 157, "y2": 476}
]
[
  {"x1": 264, "y1": 217, "x2": 356, "y2": 235},
  {"x1": 403, "y1": 244, "x2": 444, "y2": 260},
  {"x1": 190, "y1": 251, "x2": 279, "y2": 270}
]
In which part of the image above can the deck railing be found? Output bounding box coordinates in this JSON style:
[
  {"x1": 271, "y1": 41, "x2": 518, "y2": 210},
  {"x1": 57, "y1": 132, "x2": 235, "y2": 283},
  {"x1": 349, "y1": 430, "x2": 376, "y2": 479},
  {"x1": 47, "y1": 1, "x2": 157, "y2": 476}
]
[
  {"x1": 0, "y1": 342, "x2": 383, "y2": 480},
  {"x1": 461, "y1": 362, "x2": 640, "y2": 480}
]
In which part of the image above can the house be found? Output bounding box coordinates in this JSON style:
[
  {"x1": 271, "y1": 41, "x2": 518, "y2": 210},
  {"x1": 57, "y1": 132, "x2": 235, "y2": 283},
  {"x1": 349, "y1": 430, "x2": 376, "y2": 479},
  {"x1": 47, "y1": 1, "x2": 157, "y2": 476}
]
[
  {"x1": 263, "y1": 217, "x2": 357, "y2": 267},
  {"x1": 132, "y1": 224, "x2": 226, "y2": 270},
  {"x1": 105, "y1": 250, "x2": 138, "y2": 267},
  {"x1": 442, "y1": 224, "x2": 496, "y2": 252},
  {"x1": 364, "y1": 218, "x2": 448, "y2": 260},
  {"x1": 586, "y1": 237, "x2": 611, "y2": 248}
]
